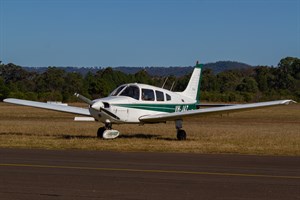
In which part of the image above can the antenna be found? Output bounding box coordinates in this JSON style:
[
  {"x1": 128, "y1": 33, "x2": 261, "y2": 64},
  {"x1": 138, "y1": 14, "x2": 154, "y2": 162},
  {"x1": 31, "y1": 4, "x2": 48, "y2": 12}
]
[
  {"x1": 170, "y1": 81, "x2": 176, "y2": 91},
  {"x1": 161, "y1": 77, "x2": 168, "y2": 89}
]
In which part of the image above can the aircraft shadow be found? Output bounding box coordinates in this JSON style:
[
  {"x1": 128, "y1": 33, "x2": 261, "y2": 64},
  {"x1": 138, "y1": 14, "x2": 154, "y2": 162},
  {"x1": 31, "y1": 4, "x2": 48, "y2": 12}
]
[
  {"x1": 0, "y1": 132, "x2": 178, "y2": 141},
  {"x1": 0, "y1": 132, "x2": 35, "y2": 136},
  {"x1": 60, "y1": 134, "x2": 177, "y2": 141},
  {"x1": 60, "y1": 135, "x2": 96, "y2": 139},
  {"x1": 119, "y1": 134, "x2": 177, "y2": 141}
]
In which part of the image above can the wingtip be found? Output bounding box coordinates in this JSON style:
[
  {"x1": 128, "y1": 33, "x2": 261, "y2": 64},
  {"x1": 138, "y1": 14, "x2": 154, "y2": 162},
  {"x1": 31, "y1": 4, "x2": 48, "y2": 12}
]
[
  {"x1": 283, "y1": 100, "x2": 297, "y2": 105},
  {"x1": 3, "y1": 98, "x2": 12, "y2": 103}
]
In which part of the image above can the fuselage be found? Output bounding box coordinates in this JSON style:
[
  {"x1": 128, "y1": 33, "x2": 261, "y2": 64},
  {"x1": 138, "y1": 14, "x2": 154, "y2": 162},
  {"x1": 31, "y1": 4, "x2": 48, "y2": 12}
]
[{"x1": 89, "y1": 83, "x2": 197, "y2": 124}]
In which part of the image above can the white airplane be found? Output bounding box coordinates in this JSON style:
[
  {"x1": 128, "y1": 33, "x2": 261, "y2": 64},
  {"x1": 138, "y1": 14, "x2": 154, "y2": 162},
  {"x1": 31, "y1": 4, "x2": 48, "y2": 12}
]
[{"x1": 3, "y1": 61, "x2": 296, "y2": 140}]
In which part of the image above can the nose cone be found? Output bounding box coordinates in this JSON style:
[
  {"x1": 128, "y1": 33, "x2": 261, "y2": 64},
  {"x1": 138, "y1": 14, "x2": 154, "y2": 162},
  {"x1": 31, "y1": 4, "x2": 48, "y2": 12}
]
[{"x1": 91, "y1": 101, "x2": 104, "y2": 111}]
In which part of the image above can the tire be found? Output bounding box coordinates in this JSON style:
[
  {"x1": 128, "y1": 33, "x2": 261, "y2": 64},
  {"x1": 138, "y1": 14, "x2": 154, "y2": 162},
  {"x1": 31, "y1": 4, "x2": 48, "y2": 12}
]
[
  {"x1": 177, "y1": 129, "x2": 186, "y2": 140},
  {"x1": 97, "y1": 127, "x2": 106, "y2": 138}
]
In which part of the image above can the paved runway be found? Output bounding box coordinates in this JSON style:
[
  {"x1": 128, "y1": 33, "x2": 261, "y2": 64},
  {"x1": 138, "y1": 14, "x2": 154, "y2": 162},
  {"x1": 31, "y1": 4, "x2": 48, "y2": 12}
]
[{"x1": 0, "y1": 149, "x2": 299, "y2": 200}]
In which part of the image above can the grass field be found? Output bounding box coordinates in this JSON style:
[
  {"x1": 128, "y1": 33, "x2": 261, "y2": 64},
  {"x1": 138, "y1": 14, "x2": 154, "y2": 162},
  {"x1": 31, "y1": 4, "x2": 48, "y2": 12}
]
[{"x1": 0, "y1": 102, "x2": 299, "y2": 155}]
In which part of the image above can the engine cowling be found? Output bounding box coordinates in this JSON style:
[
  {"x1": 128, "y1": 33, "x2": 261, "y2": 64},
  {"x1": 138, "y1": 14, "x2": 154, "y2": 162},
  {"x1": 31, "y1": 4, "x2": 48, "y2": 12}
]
[{"x1": 91, "y1": 101, "x2": 104, "y2": 111}]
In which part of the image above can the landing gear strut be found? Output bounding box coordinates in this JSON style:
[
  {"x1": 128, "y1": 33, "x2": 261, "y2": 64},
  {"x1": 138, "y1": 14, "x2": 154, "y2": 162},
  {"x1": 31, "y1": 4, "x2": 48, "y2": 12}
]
[
  {"x1": 175, "y1": 120, "x2": 186, "y2": 140},
  {"x1": 97, "y1": 119, "x2": 112, "y2": 138}
]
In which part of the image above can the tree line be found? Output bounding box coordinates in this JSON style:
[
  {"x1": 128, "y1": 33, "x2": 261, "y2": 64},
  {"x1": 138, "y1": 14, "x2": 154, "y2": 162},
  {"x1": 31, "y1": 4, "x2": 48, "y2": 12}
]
[{"x1": 0, "y1": 57, "x2": 299, "y2": 103}]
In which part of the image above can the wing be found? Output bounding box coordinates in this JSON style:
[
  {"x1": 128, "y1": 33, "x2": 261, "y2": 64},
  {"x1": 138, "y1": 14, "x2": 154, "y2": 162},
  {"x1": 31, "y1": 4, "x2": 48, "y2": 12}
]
[
  {"x1": 3, "y1": 98, "x2": 91, "y2": 116},
  {"x1": 139, "y1": 100, "x2": 296, "y2": 123},
  {"x1": 197, "y1": 103, "x2": 235, "y2": 108}
]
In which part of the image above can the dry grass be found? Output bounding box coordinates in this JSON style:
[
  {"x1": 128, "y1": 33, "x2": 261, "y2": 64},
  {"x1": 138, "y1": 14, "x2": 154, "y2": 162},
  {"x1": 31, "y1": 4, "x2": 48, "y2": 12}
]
[{"x1": 0, "y1": 102, "x2": 299, "y2": 155}]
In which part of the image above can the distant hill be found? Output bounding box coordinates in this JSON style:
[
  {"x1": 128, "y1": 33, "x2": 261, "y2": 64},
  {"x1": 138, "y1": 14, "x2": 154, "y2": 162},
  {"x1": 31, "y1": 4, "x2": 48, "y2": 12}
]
[
  {"x1": 23, "y1": 61, "x2": 253, "y2": 77},
  {"x1": 115, "y1": 61, "x2": 252, "y2": 76},
  {"x1": 203, "y1": 61, "x2": 252, "y2": 74},
  {"x1": 114, "y1": 66, "x2": 194, "y2": 77},
  {"x1": 24, "y1": 66, "x2": 102, "y2": 76}
]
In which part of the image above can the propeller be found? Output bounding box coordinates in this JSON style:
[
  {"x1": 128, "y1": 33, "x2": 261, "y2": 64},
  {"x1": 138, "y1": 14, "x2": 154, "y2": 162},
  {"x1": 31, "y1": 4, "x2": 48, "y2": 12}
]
[
  {"x1": 74, "y1": 93, "x2": 104, "y2": 112},
  {"x1": 74, "y1": 93, "x2": 119, "y2": 120},
  {"x1": 74, "y1": 93, "x2": 93, "y2": 105}
]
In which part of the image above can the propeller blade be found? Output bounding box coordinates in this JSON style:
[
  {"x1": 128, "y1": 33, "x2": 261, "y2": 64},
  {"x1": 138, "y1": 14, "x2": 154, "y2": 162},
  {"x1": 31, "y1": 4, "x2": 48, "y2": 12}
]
[{"x1": 74, "y1": 93, "x2": 93, "y2": 105}]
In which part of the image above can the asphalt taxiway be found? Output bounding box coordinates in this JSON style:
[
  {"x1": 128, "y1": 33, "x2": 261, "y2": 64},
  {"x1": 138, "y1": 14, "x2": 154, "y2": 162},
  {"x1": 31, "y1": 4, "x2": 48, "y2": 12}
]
[{"x1": 0, "y1": 148, "x2": 299, "y2": 199}]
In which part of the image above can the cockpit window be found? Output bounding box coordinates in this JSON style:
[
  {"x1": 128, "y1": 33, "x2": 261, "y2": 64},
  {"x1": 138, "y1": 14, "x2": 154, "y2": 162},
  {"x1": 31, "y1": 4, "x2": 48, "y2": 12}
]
[
  {"x1": 142, "y1": 89, "x2": 155, "y2": 101},
  {"x1": 110, "y1": 85, "x2": 126, "y2": 96},
  {"x1": 119, "y1": 85, "x2": 140, "y2": 100}
]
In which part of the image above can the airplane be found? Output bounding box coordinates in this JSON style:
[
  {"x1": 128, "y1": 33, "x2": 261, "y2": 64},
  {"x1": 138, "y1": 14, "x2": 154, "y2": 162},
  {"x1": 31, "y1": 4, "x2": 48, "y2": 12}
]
[{"x1": 3, "y1": 61, "x2": 296, "y2": 140}]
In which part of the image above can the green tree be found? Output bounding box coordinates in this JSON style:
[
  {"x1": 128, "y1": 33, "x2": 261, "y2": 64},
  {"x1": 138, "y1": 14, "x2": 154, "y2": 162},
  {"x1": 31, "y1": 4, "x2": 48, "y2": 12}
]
[
  {"x1": 0, "y1": 77, "x2": 9, "y2": 100},
  {"x1": 217, "y1": 70, "x2": 242, "y2": 93},
  {"x1": 134, "y1": 69, "x2": 153, "y2": 85},
  {"x1": 35, "y1": 67, "x2": 65, "y2": 93},
  {"x1": 63, "y1": 72, "x2": 86, "y2": 101},
  {"x1": 201, "y1": 69, "x2": 219, "y2": 91},
  {"x1": 254, "y1": 66, "x2": 269, "y2": 92},
  {"x1": 236, "y1": 77, "x2": 258, "y2": 93}
]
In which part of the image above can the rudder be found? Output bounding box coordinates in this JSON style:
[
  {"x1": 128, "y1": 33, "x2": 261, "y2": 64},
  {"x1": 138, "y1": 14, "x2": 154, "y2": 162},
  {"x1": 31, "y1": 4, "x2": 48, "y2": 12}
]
[{"x1": 179, "y1": 61, "x2": 202, "y2": 102}]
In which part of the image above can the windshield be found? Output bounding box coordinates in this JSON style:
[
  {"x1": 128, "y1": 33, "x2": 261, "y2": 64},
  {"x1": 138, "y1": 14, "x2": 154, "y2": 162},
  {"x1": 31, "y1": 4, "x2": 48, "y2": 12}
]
[
  {"x1": 119, "y1": 85, "x2": 140, "y2": 100},
  {"x1": 110, "y1": 85, "x2": 126, "y2": 96}
]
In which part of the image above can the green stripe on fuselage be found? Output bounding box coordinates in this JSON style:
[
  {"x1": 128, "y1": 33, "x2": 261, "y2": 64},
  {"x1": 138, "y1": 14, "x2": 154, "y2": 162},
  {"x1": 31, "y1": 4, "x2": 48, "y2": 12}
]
[{"x1": 113, "y1": 103, "x2": 197, "y2": 113}]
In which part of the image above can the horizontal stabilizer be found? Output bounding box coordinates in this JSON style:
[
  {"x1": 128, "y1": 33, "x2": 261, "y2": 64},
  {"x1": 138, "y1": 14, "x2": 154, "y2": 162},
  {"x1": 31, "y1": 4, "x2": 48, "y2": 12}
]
[{"x1": 74, "y1": 117, "x2": 95, "y2": 121}]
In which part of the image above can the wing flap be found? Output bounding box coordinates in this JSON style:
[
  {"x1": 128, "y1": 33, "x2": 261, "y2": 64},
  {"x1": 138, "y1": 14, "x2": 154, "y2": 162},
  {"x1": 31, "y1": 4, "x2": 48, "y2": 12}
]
[
  {"x1": 139, "y1": 100, "x2": 296, "y2": 123},
  {"x1": 4, "y1": 98, "x2": 91, "y2": 116}
]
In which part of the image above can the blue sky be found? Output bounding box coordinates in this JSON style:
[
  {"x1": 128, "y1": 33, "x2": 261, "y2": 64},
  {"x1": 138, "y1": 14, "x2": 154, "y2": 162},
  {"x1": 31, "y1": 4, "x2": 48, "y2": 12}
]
[{"x1": 0, "y1": 0, "x2": 299, "y2": 67}]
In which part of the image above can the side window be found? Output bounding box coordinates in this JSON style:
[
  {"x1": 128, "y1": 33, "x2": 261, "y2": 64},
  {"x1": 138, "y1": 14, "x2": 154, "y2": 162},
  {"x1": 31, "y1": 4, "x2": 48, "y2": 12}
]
[
  {"x1": 142, "y1": 89, "x2": 155, "y2": 101},
  {"x1": 120, "y1": 86, "x2": 140, "y2": 100},
  {"x1": 155, "y1": 90, "x2": 164, "y2": 101},
  {"x1": 166, "y1": 93, "x2": 171, "y2": 101}
]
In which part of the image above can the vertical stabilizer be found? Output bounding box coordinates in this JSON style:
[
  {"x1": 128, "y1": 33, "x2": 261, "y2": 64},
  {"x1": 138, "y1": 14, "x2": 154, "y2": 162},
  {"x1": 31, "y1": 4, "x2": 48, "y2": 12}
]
[{"x1": 179, "y1": 61, "x2": 202, "y2": 102}]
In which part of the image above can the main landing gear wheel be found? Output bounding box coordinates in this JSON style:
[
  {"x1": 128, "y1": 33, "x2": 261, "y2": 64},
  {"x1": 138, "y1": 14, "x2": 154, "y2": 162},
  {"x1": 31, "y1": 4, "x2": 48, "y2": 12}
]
[
  {"x1": 97, "y1": 127, "x2": 106, "y2": 138},
  {"x1": 177, "y1": 129, "x2": 187, "y2": 140},
  {"x1": 175, "y1": 120, "x2": 187, "y2": 140}
]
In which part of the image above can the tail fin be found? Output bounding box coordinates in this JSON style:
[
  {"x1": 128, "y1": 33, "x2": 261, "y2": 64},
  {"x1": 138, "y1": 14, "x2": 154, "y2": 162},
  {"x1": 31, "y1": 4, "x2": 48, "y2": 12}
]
[{"x1": 179, "y1": 61, "x2": 202, "y2": 102}]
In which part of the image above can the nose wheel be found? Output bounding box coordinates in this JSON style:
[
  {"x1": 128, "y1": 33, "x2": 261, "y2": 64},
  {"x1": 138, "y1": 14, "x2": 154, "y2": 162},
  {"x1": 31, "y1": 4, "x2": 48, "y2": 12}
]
[
  {"x1": 97, "y1": 120, "x2": 120, "y2": 139},
  {"x1": 97, "y1": 119, "x2": 112, "y2": 138},
  {"x1": 97, "y1": 127, "x2": 106, "y2": 138}
]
